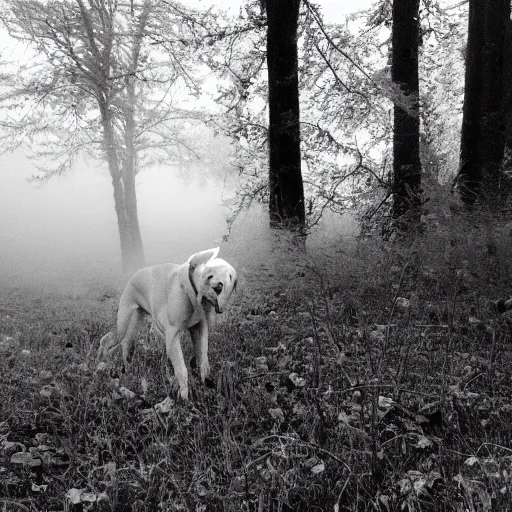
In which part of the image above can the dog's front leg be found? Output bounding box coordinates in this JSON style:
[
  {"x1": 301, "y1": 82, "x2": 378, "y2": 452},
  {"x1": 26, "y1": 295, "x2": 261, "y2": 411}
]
[
  {"x1": 190, "y1": 322, "x2": 210, "y2": 383},
  {"x1": 164, "y1": 326, "x2": 189, "y2": 401}
]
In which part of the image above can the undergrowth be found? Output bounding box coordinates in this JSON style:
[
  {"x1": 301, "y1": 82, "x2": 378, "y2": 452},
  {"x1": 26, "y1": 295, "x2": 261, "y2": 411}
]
[{"x1": 2, "y1": 216, "x2": 512, "y2": 511}]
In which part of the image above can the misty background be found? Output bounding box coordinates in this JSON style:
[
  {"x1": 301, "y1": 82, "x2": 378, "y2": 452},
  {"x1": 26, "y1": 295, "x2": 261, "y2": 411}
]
[{"x1": 0, "y1": 0, "x2": 371, "y2": 292}]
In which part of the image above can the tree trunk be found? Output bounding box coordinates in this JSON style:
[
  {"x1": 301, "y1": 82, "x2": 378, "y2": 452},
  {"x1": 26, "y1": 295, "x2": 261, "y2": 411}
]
[
  {"x1": 123, "y1": 75, "x2": 145, "y2": 270},
  {"x1": 458, "y1": 0, "x2": 510, "y2": 206},
  {"x1": 100, "y1": 100, "x2": 145, "y2": 276},
  {"x1": 111, "y1": 172, "x2": 136, "y2": 275},
  {"x1": 502, "y1": 16, "x2": 512, "y2": 164},
  {"x1": 391, "y1": 0, "x2": 422, "y2": 224},
  {"x1": 265, "y1": 0, "x2": 305, "y2": 229}
]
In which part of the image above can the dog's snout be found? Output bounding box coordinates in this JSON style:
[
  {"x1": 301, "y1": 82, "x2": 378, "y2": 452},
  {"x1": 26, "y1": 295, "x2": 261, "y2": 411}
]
[{"x1": 214, "y1": 282, "x2": 223, "y2": 295}]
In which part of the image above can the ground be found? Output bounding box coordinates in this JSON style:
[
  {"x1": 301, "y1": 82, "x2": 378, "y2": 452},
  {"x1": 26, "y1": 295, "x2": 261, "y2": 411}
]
[{"x1": 1, "y1": 229, "x2": 512, "y2": 511}]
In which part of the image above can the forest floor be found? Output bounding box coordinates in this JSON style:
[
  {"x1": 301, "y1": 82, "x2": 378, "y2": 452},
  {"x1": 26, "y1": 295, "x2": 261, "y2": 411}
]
[{"x1": 2, "y1": 226, "x2": 512, "y2": 512}]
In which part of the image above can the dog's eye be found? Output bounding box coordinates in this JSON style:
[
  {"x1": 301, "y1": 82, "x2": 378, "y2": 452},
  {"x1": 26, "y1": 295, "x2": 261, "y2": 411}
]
[
  {"x1": 206, "y1": 275, "x2": 213, "y2": 281},
  {"x1": 214, "y1": 282, "x2": 223, "y2": 295}
]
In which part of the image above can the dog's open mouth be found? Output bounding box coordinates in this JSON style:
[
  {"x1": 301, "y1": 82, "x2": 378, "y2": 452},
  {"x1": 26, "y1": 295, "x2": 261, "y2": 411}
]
[{"x1": 202, "y1": 296, "x2": 222, "y2": 314}]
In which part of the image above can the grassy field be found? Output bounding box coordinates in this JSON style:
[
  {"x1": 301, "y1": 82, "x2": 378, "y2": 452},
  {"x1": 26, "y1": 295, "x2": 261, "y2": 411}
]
[{"x1": 2, "y1": 226, "x2": 512, "y2": 511}]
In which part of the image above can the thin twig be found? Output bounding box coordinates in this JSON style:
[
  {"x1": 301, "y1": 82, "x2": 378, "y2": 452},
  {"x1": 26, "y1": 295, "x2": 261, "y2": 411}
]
[{"x1": 303, "y1": 0, "x2": 379, "y2": 88}]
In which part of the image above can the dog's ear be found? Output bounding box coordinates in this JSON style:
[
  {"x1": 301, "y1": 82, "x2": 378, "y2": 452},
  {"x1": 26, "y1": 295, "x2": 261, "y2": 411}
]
[{"x1": 187, "y1": 247, "x2": 220, "y2": 268}]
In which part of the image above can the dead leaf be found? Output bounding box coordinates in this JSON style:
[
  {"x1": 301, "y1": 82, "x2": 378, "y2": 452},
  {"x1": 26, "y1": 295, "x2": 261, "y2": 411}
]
[
  {"x1": 369, "y1": 330, "x2": 385, "y2": 342},
  {"x1": 39, "y1": 370, "x2": 53, "y2": 383},
  {"x1": 96, "y1": 361, "x2": 109, "y2": 372},
  {"x1": 288, "y1": 372, "x2": 306, "y2": 387},
  {"x1": 40, "y1": 385, "x2": 57, "y2": 398},
  {"x1": 416, "y1": 435, "x2": 432, "y2": 449},
  {"x1": 338, "y1": 410, "x2": 351, "y2": 424},
  {"x1": 310, "y1": 460, "x2": 325, "y2": 474},
  {"x1": 118, "y1": 386, "x2": 136, "y2": 399},
  {"x1": 81, "y1": 492, "x2": 97, "y2": 502},
  {"x1": 154, "y1": 396, "x2": 174, "y2": 413},
  {"x1": 395, "y1": 297, "x2": 410, "y2": 310},
  {"x1": 31, "y1": 483, "x2": 48, "y2": 492},
  {"x1": 1, "y1": 440, "x2": 25, "y2": 454},
  {"x1": 66, "y1": 488, "x2": 84, "y2": 504},
  {"x1": 269, "y1": 408, "x2": 284, "y2": 422},
  {"x1": 11, "y1": 452, "x2": 40, "y2": 467},
  {"x1": 378, "y1": 396, "x2": 394, "y2": 409}
]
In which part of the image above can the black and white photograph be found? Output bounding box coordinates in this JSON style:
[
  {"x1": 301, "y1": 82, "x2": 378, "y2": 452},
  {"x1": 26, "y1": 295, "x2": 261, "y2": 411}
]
[{"x1": 1, "y1": 0, "x2": 511, "y2": 510}]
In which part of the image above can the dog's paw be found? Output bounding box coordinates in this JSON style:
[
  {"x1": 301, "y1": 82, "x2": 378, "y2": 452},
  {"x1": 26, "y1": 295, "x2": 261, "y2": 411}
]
[
  {"x1": 178, "y1": 387, "x2": 189, "y2": 402},
  {"x1": 199, "y1": 360, "x2": 211, "y2": 382}
]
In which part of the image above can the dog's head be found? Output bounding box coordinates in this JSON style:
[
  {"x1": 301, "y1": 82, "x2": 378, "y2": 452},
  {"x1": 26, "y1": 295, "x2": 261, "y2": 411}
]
[{"x1": 187, "y1": 248, "x2": 237, "y2": 314}]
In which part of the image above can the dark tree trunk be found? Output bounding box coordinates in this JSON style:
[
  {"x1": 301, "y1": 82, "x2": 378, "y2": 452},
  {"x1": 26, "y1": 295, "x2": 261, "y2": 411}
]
[
  {"x1": 458, "y1": 0, "x2": 510, "y2": 206},
  {"x1": 265, "y1": 0, "x2": 305, "y2": 229},
  {"x1": 391, "y1": 0, "x2": 422, "y2": 224},
  {"x1": 458, "y1": 0, "x2": 484, "y2": 204},
  {"x1": 502, "y1": 16, "x2": 512, "y2": 163}
]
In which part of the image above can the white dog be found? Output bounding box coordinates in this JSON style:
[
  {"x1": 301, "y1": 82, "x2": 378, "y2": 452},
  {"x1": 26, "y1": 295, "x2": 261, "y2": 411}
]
[{"x1": 98, "y1": 248, "x2": 237, "y2": 401}]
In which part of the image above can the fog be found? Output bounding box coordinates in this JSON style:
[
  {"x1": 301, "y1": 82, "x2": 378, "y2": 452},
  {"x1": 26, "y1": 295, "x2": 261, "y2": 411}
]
[
  {"x1": 0, "y1": 146, "x2": 360, "y2": 295},
  {"x1": 0, "y1": 150, "x2": 233, "y2": 292}
]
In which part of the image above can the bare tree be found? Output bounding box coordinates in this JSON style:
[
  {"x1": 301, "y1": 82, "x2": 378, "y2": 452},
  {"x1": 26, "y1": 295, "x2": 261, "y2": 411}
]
[{"x1": 1, "y1": 0, "x2": 205, "y2": 275}]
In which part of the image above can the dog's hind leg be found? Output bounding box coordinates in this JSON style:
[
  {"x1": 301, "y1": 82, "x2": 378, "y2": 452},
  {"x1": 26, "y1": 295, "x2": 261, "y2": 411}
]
[{"x1": 116, "y1": 302, "x2": 145, "y2": 366}]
